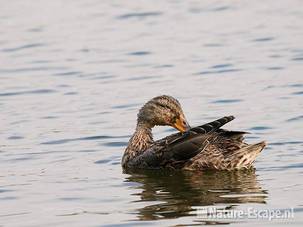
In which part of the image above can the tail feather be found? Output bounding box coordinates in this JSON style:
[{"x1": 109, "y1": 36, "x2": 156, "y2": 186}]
[{"x1": 231, "y1": 141, "x2": 266, "y2": 169}]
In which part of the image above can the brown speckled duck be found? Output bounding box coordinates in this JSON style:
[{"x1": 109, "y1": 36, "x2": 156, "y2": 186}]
[{"x1": 122, "y1": 95, "x2": 266, "y2": 171}]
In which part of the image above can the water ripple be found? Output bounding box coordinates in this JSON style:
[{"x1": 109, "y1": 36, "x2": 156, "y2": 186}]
[
  {"x1": 269, "y1": 141, "x2": 303, "y2": 146},
  {"x1": 249, "y1": 126, "x2": 272, "y2": 131},
  {"x1": 41, "y1": 135, "x2": 128, "y2": 145},
  {"x1": 112, "y1": 103, "x2": 139, "y2": 109},
  {"x1": 0, "y1": 196, "x2": 18, "y2": 200},
  {"x1": 0, "y1": 1, "x2": 302, "y2": 226},
  {"x1": 291, "y1": 57, "x2": 303, "y2": 61},
  {"x1": 153, "y1": 64, "x2": 174, "y2": 68},
  {"x1": 211, "y1": 64, "x2": 233, "y2": 69},
  {"x1": 212, "y1": 99, "x2": 243, "y2": 104},
  {"x1": 116, "y1": 12, "x2": 163, "y2": 20},
  {"x1": 102, "y1": 142, "x2": 128, "y2": 147},
  {"x1": 95, "y1": 159, "x2": 111, "y2": 164},
  {"x1": 1, "y1": 43, "x2": 45, "y2": 52},
  {"x1": 266, "y1": 66, "x2": 284, "y2": 70},
  {"x1": 196, "y1": 68, "x2": 241, "y2": 75},
  {"x1": 53, "y1": 71, "x2": 82, "y2": 77},
  {"x1": 253, "y1": 37, "x2": 275, "y2": 42},
  {"x1": 288, "y1": 84, "x2": 303, "y2": 88},
  {"x1": 7, "y1": 136, "x2": 24, "y2": 140},
  {"x1": 0, "y1": 89, "x2": 56, "y2": 97},
  {"x1": 287, "y1": 115, "x2": 303, "y2": 122},
  {"x1": 127, "y1": 51, "x2": 151, "y2": 56},
  {"x1": 0, "y1": 66, "x2": 67, "y2": 74},
  {"x1": 292, "y1": 91, "x2": 303, "y2": 95},
  {"x1": 261, "y1": 163, "x2": 303, "y2": 171}
]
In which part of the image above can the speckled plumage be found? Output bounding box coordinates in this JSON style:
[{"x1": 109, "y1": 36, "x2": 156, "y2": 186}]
[{"x1": 122, "y1": 95, "x2": 266, "y2": 171}]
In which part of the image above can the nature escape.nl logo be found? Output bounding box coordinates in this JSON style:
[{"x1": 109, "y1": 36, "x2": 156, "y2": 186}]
[{"x1": 193, "y1": 206, "x2": 294, "y2": 221}]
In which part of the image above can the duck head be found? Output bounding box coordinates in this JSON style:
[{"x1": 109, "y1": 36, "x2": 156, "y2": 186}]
[{"x1": 137, "y1": 95, "x2": 190, "y2": 132}]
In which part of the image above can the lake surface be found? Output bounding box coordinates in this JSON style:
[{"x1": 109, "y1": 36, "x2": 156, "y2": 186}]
[{"x1": 1, "y1": 0, "x2": 303, "y2": 226}]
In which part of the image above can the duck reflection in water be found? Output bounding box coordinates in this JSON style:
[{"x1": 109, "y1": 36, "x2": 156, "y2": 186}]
[{"x1": 124, "y1": 168, "x2": 267, "y2": 221}]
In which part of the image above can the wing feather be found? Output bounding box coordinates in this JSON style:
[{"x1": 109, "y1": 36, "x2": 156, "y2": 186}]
[{"x1": 127, "y1": 116, "x2": 236, "y2": 169}]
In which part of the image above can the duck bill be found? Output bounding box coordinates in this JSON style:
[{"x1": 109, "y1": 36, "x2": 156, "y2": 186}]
[{"x1": 173, "y1": 117, "x2": 191, "y2": 132}]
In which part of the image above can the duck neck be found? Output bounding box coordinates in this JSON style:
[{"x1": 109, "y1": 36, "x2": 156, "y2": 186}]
[{"x1": 127, "y1": 122, "x2": 154, "y2": 156}]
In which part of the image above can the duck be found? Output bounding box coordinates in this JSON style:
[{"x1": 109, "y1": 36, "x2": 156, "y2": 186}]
[{"x1": 122, "y1": 95, "x2": 266, "y2": 171}]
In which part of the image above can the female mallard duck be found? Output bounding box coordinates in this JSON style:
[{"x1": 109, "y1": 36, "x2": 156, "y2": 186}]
[{"x1": 122, "y1": 95, "x2": 266, "y2": 171}]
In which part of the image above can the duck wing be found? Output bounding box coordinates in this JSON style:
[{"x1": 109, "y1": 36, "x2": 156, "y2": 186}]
[{"x1": 127, "y1": 116, "x2": 236, "y2": 169}]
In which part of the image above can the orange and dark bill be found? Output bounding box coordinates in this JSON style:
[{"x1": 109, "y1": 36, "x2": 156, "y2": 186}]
[{"x1": 173, "y1": 115, "x2": 191, "y2": 132}]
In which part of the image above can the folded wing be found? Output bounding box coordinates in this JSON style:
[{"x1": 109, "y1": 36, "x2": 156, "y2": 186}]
[{"x1": 127, "y1": 116, "x2": 237, "y2": 169}]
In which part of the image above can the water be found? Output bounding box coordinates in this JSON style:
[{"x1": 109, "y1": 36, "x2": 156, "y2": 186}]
[{"x1": 1, "y1": 0, "x2": 303, "y2": 226}]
